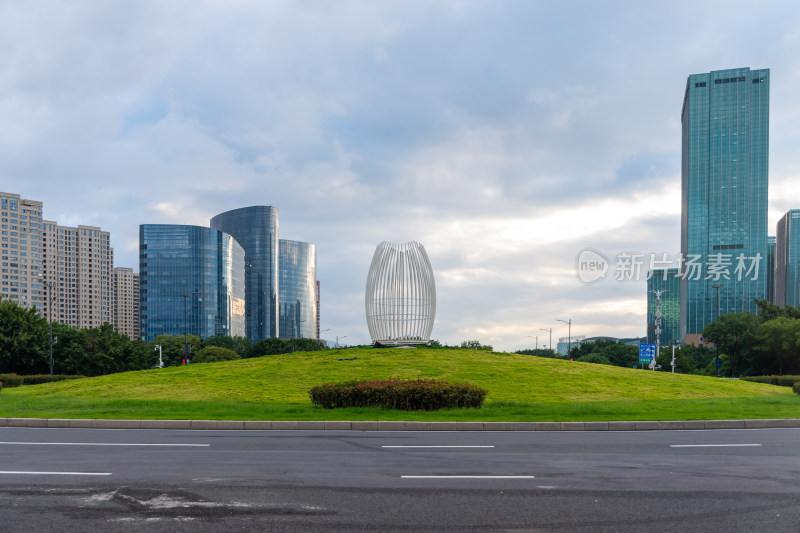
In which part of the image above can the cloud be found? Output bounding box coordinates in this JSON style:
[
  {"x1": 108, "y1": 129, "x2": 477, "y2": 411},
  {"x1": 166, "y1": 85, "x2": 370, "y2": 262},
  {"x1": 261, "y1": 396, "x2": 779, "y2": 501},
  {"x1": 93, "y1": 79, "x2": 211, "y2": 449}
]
[{"x1": 2, "y1": 1, "x2": 799, "y2": 350}]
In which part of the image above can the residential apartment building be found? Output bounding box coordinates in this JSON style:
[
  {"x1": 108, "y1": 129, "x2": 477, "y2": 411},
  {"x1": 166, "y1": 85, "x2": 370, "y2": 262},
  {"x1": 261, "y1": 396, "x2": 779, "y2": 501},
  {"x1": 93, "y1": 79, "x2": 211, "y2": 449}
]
[
  {"x1": 680, "y1": 67, "x2": 770, "y2": 343},
  {"x1": 0, "y1": 192, "x2": 44, "y2": 311},
  {"x1": 112, "y1": 267, "x2": 140, "y2": 339},
  {"x1": 41, "y1": 222, "x2": 113, "y2": 328}
]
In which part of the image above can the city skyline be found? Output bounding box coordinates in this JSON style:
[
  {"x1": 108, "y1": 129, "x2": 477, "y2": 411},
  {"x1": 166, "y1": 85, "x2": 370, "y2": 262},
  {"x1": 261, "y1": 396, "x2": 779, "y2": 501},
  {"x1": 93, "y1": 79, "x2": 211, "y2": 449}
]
[{"x1": 3, "y1": 3, "x2": 800, "y2": 351}]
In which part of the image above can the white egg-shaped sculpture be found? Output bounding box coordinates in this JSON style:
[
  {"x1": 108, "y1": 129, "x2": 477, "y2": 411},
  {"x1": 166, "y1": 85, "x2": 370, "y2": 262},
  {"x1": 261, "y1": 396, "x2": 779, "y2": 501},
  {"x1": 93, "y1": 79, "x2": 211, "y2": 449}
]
[{"x1": 365, "y1": 241, "x2": 436, "y2": 345}]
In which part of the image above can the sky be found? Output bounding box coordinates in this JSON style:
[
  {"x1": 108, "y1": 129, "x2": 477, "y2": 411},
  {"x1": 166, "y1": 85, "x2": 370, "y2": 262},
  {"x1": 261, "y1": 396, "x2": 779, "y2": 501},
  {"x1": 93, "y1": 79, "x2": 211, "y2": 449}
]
[{"x1": 2, "y1": 1, "x2": 800, "y2": 351}]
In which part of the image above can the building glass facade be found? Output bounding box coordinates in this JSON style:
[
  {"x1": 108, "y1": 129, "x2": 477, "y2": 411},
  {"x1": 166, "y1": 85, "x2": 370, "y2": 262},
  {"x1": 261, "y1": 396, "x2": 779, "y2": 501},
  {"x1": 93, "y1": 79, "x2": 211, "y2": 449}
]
[
  {"x1": 139, "y1": 224, "x2": 245, "y2": 342},
  {"x1": 278, "y1": 239, "x2": 317, "y2": 339},
  {"x1": 767, "y1": 235, "x2": 776, "y2": 304},
  {"x1": 647, "y1": 269, "x2": 680, "y2": 346},
  {"x1": 775, "y1": 210, "x2": 800, "y2": 308},
  {"x1": 680, "y1": 67, "x2": 769, "y2": 341},
  {"x1": 210, "y1": 207, "x2": 279, "y2": 342}
]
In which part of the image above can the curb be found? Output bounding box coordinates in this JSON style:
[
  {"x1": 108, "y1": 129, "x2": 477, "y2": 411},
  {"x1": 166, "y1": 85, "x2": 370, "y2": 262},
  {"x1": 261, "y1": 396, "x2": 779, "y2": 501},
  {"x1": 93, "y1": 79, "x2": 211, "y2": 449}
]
[{"x1": 1, "y1": 418, "x2": 800, "y2": 431}]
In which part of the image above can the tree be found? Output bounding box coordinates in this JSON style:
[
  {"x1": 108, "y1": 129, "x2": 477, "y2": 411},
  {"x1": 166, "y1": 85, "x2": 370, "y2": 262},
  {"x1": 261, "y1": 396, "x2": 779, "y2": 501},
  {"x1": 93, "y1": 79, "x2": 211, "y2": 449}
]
[
  {"x1": 702, "y1": 312, "x2": 760, "y2": 377},
  {"x1": 149, "y1": 334, "x2": 202, "y2": 366},
  {"x1": 193, "y1": 346, "x2": 240, "y2": 363},
  {"x1": 756, "y1": 317, "x2": 800, "y2": 375},
  {"x1": 0, "y1": 300, "x2": 48, "y2": 374},
  {"x1": 204, "y1": 336, "x2": 251, "y2": 357},
  {"x1": 515, "y1": 348, "x2": 558, "y2": 358},
  {"x1": 460, "y1": 340, "x2": 493, "y2": 351},
  {"x1": 576, "y1": 353, "x2": 612, "y2": 365}
]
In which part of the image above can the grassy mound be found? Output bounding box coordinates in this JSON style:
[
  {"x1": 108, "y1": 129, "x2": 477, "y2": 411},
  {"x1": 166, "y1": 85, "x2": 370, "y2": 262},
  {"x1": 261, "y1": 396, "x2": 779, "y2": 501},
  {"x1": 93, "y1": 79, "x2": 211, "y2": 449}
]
[{"x1": 0, "y1": 348, "x2": 797, "y2": 421}]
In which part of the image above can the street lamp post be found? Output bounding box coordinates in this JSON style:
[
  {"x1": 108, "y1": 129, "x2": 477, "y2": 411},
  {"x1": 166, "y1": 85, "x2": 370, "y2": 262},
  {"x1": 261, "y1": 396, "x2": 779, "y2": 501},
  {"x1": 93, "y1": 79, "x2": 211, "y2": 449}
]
[
  {"x1": 318, "y1": 328, "x2": 331, "y2": 350},
  {"x1": 541, "y1": 328, "x2": 552, "y2": 357},
  {"x1": 557, "y1": 319, "x2": 572, "y2": 358},
  {"x1": 336, "y1": 335, "x2": 347, "y2": 348},
  {"x1": 45, "y1": 280, "x2": 56, "y2": 375},
  {"x1": 527, "y1": 335, "x2": 538, "y2": 350},
  {"x1": 154, "y1": 344, "x2": 164, "y2": 368},
  {"x1": 711, "y1": 284, "x2": 722, "y2": 378}
]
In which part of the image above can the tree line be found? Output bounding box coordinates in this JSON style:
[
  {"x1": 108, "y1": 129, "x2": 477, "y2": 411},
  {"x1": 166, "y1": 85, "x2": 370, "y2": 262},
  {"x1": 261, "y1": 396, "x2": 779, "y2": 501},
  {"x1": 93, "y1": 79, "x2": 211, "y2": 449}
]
[{"x1": 0, "y1": 300, "x2": 327, "y2": 377}]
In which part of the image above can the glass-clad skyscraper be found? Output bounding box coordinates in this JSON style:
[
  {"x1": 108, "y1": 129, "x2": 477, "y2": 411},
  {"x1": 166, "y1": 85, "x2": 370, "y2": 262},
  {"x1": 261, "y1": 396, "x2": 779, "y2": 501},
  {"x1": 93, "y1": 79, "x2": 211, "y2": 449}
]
[
  {"x1": 775, "y1": 210, "x2": 800, "y2": 308},
  {"x1": 210, "y1": 206, "x2": 279, "y2": 342},
  {"x1": 680, "y1": 67, "x2": 769, "y2": 342},
  {"x1": 647, "y1": 269, "x2": 680, "y2": 346},
  {"x1": 767, "y1": 235, "x2": 776, "y2": 304},
  {"x1": 278, "y1": 239, "x2": 317, "y2": 339},
  {"x1": 139, "y1": 225, "x2": 245, "y2": 342}
]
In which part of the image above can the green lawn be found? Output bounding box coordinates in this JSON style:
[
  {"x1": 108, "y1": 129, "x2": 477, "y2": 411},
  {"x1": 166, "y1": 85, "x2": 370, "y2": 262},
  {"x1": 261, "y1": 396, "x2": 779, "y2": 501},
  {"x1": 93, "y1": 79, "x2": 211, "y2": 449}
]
[{"x1": 1, "y1": 347, "x2": 798, "y2": 421}]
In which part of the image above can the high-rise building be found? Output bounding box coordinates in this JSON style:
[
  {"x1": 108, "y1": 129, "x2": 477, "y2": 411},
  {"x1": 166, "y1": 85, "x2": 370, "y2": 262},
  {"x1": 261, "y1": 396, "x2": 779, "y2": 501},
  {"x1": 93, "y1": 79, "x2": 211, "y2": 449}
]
[
  {"x1": 775, "y1": 210, "x2": 800, "y2": 308},
  {"x1": 42, "y1": 222, "x2": 113, "y2": 328},
  {"x1": 680, "y1": 67, "x2": 769, "y2": 342},
  {"x1": 278, "y1": 239, "x2": 318, "y2": 339},
  {"x1": 647, "y1": 269, "x2": 680, "y2": 346},
  {"x1": 112, "y1": 267, "x2": 140, "y2": 339},
  {"x1": 139, "y1": 224, "x2": 245, "y2": 342},
  {"x1": 767, "y1": 235, "x2": 776, "y2": 304},
  {"x1": 210, "y1": 207, "x2": 279, "y2": 342},
  {"x1": 0, "y1": 193, "x2": 44, "y2": 311}
]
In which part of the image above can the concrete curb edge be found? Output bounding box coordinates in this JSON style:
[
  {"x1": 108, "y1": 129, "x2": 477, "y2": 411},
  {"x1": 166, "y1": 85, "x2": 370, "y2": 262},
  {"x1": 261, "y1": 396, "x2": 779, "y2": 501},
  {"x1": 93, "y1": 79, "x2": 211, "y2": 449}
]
[{"x1": 1, "y1": 418, "x2": 800, "y2": 431}]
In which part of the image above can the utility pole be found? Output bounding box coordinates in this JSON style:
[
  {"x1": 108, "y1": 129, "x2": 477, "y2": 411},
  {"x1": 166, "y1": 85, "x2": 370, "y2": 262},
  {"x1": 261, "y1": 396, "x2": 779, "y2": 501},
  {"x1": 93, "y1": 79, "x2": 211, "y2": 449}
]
[
  {"x1": 557, "y1": 319, "x2": 572, "y2": 358},
  {"x1": 541, "y1": 328, "x2": 552, "y2": 356},
  {"x1": 45, "y1": 280, "x2": 56, "y2": 375},
  {"x1": 154, "y1": 344, "x2": 164, "y2": 368}
]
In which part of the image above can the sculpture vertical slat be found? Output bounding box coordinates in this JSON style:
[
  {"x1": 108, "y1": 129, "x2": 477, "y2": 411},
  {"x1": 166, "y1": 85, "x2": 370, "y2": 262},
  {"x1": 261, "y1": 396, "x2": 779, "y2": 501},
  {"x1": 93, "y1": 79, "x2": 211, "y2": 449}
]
[{"x1": 365, "y1": 241, "x2": 436, "y2": 345}]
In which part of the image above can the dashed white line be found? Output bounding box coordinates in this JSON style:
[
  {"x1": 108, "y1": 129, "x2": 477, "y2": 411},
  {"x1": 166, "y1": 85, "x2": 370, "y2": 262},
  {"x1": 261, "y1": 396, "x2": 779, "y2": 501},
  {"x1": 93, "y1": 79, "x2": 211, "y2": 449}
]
[
  {"x1": 402, "y1": 475, "x2": 534, "y2": 479},
  {"x1": 0, "y1": 442, "x2": 209, "y2": 447},
  {"x1": 0, "y1": 471, "x2": 112, "y2": 476},
  {"x1": 381, "y1": 445, "x2": 494, "y2": 448},
  {"x1": 670, "y1": 444, "x2": 761, "y2": 448}
]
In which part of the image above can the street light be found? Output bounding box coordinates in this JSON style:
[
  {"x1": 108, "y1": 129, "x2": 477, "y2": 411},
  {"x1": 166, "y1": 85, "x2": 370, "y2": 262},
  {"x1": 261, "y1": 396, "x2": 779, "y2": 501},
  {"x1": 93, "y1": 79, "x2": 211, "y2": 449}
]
[
  {"x1": 527, "y1": 335, "x2": 538, "y2": 350},
  {"x1": 181, "y1": 291, "x2": 201, "y2": 364},
  {"x1": 44, "y1": 280, "x2": 56, "y2": 375},
  {"x1": 541, "y1": 328, "x2": 552, "y2": 356},
  {"x1": 154, "y1": 344, "x2": 164, "y2": 368},
  {"x1": 318, "y1": 328, "x2": 331, "y2": 350},
  {"x1": 557, "y1": 319, "x2": 572, "y2": 358},
  {"x1": 336, "y1": 335, "x2": 347, "y2": 348}
]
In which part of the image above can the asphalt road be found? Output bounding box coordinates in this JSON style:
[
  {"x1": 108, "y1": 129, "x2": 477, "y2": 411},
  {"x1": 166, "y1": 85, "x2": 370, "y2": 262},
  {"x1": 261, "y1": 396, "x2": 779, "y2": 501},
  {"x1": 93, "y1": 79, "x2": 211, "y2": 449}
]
[{"x1": 1, "y1": 427, "x2": 799, "y2": 531}]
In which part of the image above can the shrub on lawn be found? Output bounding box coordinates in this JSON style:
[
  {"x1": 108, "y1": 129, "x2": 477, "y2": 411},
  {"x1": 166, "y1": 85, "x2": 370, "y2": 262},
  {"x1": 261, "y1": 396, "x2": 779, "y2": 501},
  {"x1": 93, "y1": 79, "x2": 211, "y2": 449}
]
[
  {"x1": 309, "y1": 378, "x2": 488, "y2": 410},
  {"x1": 793, "y1": 382, "x2": 800, "y2": 395},
  {"x1": 0, "y1": 374, "x2": 23, "y2": 388},
  {"x1": 22, "y1": 375, "x2": 86, "y2": 386},
  {"x1": 742, "y1": 375, "x2": 800, "y2": 387}
]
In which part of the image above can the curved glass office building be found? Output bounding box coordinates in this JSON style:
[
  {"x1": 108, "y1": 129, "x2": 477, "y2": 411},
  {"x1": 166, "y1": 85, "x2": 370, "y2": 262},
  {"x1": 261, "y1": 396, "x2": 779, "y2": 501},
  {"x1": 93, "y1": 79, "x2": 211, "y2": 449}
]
[
  {"x1": 139, "y1": 224, "x2": 245, "y2": 343},
  {"x1": 278, "y1": 239, "x2": 317, "y2": 339},
  {"x1": 210, "y1": 206, "x2": 279, "y2": 341}
]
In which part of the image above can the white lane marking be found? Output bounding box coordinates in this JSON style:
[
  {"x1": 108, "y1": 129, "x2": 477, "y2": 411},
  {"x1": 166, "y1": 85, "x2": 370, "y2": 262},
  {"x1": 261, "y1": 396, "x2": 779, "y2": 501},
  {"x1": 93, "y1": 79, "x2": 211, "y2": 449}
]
[
  {"x1": 402, "y1": 475, "x2": 534, "y2": 479},
  {"x1": 0, "y1": 442, "x2": 209, "y2": 447},
  {"x1": 670, "y1": 444, "x2": 761, "y2": 448},
  {"x1": 0, "y1": 471, "x2": 112, "y2": 476},
  {"x1": 382, "y1": 445, "x2": 495, "y2": 448}
]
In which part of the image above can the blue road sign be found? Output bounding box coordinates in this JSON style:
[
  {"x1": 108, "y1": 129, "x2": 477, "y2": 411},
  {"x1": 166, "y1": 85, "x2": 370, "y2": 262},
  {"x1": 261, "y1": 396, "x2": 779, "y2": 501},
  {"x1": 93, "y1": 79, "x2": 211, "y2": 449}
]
[
  {"x1": 638, "y1": 343, "x2": 656, "y2": 364},
  {"x1": 715, "y1": 357, "x2": 722, "y2": 368}
]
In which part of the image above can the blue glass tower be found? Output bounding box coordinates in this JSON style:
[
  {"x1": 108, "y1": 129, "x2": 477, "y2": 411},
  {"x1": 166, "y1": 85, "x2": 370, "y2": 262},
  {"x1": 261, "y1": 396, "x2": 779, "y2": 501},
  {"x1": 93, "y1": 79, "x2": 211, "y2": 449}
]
[
  {"x1": 775, "y1": 210, "x2": 800, "y2": 308},
  {"x1": 767, "y1": 235, "x2": 776, "y2": 304},
  {"x1": 278, "y1": 239, "x2": 317, "y2": 339},
  {"x1": 210, "y1": 207, "x2": 279, "y2": 341},
  {"x1": 680, "y1": 67, "x2": 769, "y2": 342},
  {"x1": 139, "y1": 225, "x2": 245, "y2": 342}
]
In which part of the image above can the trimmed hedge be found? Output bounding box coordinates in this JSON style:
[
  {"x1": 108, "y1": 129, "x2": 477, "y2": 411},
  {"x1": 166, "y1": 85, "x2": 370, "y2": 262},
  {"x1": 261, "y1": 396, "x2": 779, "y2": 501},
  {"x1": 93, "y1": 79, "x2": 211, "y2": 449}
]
[
  {"x1": 794, "y1": 382, "x2": 800, "y2": 395},
  {"x1": 309, "y1": 378, "x2": 488, "y2": 411},
  {"x1": 22, "y1": 375, "x2": 86, "y2": 385},
  {"x1": 0, "y1": 374, "x2": 24, "y2": 388},
  {"x1": 743, "y1": 375, "x2": 800, "y2": 387},
  {"x1": 0, "y1": 374, "x2": 85, "y2": 387}
]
